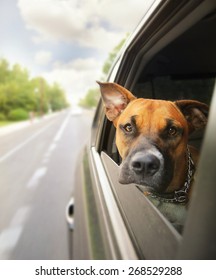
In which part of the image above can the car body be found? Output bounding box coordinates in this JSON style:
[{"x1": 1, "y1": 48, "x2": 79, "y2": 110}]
[{"x1": 67, "y1": 0, "x2": 216, "y2": 259}]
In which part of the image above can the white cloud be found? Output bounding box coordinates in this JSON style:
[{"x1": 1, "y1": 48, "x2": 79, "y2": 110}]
[
  {"x1": 17, "y1": 0, "x2": 144, "y2": 52},
  {"x1": 16, "y1": 0, "x2": 148, "y2": 104},
  {"x1": 42, "y1": 57, "x2": 103, "y2": 104},
  {"x1": 54, "y1": 57, "x2": 101, "y2": 71},
  {"x1": 34, "y1": 51, "x2": 52, "y2": 65}
]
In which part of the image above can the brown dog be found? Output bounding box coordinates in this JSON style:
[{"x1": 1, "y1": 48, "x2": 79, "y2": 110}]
[{"x1": 97, "y1": 81, "x2": 209, "y2": 204}]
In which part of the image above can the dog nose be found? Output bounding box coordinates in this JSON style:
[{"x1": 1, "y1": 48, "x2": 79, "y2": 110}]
[{"x1": 130, "y1": 152, "x2": 160, "y2": 176}]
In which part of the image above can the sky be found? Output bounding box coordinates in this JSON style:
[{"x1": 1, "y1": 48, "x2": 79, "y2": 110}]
[{"x1": 0, "y1": 0, "x2": 149, "y2": 104}]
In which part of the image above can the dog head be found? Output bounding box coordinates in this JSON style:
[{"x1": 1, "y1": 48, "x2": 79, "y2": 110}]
[{"x1": 97, "y1": 81, "x2": 209, "y2": 193}]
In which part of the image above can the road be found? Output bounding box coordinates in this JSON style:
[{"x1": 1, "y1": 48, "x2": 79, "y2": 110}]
[{"x1": 0, "y1": 109, "x2": 94, "y2": 259}]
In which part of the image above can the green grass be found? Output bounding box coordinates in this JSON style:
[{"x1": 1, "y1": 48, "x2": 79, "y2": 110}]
[{"x1": 0, "y1": 121, "x2": 15, "y2": 127}]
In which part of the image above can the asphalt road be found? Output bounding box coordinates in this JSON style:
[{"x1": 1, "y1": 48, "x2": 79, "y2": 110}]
[{"x1": 0, "y1": 109, "x2": 94, "y2": 260}]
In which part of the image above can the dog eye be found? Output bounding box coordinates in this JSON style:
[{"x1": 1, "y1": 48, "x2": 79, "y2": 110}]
[
  {"x1": 123, "y1": 123, "x2": 133, "y2": 133},
  {"x1": 168, "y1": 126, "x2": 178, "y2": 136}
]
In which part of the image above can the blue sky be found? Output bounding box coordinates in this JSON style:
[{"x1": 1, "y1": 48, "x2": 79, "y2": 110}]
[{"x1": 0, "y1": 0, "x2": 148, "y2": 104}]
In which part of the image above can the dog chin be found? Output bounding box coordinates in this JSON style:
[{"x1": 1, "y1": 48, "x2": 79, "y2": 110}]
[
  {"x1": 118, "y1": 165, "x2": 168, "y2": 193},
  {"x1": 118, "y1": 170, "x2": 134, "y2": 184},
  {"x1": 118, "y1": 172, "x2": 162, "y2": 191}
]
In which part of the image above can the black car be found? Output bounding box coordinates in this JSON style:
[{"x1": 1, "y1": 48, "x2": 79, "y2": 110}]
[{"x1": 67, "y1": 0, "x2": 216, "y2": 260}]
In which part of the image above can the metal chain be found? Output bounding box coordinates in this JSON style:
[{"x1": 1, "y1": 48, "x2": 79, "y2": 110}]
[{"x1": 150, "y1": 146, "x2": 195, "y2": 204}]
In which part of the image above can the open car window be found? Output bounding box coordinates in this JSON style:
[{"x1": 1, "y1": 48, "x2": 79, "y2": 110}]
[{"x1": 96, "y1": 3, "x2": 216, "y2": 259}]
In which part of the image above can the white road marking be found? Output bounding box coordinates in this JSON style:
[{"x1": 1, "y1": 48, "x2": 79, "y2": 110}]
[
  {"x1": 48, "y1": 142, "x2": 57, "y2": 153},
  {"x1": 43, "y1": 143, "x2": 57, "y2": 162},
  {"x1": 0, "y1": 121, "x2": 54, "y2": 163},
  {"x1": 41, "y1": 113, "x2": 70, "y2": 164},
  {"x1": 53, "y1": 113, "x2": 71, "y2": 142},
  {"x1": 26, "y1": 166, "x2": 47, "y2": 189},
  {"x1": 0, "y1": 206, "x2": 30, "y2": 259},
  {"x1": 10, "y1": 206, "x2": 30, "y2": 227},
  {"x1": 0, "y1": 226, "x2": 23, "y2": 259},
  {"x1": 27, "y1": 113, "x2": 71, "y2": 188}
]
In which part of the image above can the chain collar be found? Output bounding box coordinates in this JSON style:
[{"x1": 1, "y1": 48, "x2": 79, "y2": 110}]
[{"x1": 149, "y1": 146, "x2": 195, "y2": 204}]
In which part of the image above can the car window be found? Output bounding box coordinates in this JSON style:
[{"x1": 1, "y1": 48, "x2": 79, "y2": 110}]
[{"x1": 98, "y1": 5, "x2": 216, "y2": 258}]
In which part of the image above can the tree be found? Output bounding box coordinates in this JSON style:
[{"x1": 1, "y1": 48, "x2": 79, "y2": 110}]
[
  {"x1": 0, "y1": 59, "x2": 10, "y2": 84},
  {"x1": 79, "y1": 88, "x2": 100, "y2": 108},
  {"x1": 79, "y1": 34, "x2": 128, "y2": 108},
  {"x1": 48, "y1": 82, "x2": 69, "y2": 111},
  {"x1": 0, "y1": 61, "x2": 38, "y2": 115},
  {"x1": 102, "y1": 35, "x2": 128, "y2": 77},
  {"x1": 0, "y1": 58, "x2": 69, "y2": 120}
]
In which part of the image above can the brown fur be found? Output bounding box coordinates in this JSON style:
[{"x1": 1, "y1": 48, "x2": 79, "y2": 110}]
[{"x1": 98, "y1": 81, "x2": 208, "y2": 196}]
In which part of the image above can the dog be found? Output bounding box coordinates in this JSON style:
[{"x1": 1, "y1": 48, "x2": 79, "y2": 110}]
[{"x1": 97, "y1": 81, "x2": 209, "y2": 230}]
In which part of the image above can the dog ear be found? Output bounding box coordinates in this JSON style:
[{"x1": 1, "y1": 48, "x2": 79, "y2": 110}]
[
  {"x1": 175, "y1": 100, "x2": 209, "y2": 132},
  {"x1": 97, "y1": 81, "x2": 136, "y2": 122}
]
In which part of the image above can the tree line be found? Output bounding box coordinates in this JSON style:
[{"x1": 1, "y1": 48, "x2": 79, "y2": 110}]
[{"x1": 0, "y1": 59, "x2": 69, "y2": 121}]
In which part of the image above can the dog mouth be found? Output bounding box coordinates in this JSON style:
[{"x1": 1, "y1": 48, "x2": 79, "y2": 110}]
[
  {"x1": 118, "y1": 148, "x2": 173, "y2": 193},
  {"x1": 118, "y1": 165, "x2": 165, "y2": 192}
]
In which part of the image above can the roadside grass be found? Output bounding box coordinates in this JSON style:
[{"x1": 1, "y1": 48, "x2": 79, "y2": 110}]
[{"x1": 0, "y1": 121, "x2": 15, "y2": 127}]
